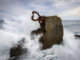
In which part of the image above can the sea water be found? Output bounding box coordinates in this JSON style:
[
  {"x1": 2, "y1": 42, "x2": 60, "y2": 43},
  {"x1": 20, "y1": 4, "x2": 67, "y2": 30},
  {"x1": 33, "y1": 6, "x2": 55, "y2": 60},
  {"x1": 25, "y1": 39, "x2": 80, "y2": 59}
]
[{"x1": 0, "y1": 20, "x2": 80, "y2": 60}]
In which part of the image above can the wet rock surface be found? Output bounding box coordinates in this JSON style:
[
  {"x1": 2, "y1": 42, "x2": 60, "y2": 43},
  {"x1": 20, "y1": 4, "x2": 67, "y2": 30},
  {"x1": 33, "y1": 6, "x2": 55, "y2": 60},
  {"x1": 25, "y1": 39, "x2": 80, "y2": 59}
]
[
  {"x1": 75, "y1": 35, "x2": 80, "y2": 39},
  {"x1": 9, "y1": 38, "x2": 27, "y2": 60}
]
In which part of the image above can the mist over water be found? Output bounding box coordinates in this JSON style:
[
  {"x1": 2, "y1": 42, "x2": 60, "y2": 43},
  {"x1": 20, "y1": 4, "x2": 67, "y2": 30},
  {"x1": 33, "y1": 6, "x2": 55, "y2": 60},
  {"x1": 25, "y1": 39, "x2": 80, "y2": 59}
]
[{"x1": 0, "y1": 19, "x2": 80, "y2": 60}]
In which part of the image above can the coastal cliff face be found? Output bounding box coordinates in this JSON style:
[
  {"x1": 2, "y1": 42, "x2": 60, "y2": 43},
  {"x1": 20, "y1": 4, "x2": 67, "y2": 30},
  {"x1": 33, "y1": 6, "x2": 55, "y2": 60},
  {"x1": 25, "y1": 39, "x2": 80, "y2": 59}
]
[{"x1": 39, "y1": 16, "x2": 63, "y2": 49}]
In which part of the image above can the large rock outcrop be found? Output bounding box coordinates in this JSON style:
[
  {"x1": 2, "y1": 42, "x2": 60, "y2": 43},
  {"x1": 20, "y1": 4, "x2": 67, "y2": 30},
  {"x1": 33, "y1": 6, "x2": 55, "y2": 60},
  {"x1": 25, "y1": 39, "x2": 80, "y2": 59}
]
[{"x1": 39, "y1": 16, "x2": 63, "y2": 49}]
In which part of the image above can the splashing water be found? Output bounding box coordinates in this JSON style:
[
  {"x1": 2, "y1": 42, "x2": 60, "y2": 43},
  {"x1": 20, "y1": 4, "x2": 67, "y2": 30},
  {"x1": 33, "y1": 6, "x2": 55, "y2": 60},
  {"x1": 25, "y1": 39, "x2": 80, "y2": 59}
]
[{"x1": 0, "y1": 18, "x2": 80, "y2": 60}]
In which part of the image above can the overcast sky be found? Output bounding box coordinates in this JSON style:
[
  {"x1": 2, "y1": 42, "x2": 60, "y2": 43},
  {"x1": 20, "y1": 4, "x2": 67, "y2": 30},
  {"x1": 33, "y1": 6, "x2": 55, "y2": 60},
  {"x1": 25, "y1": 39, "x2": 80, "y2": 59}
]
[{"x1": 0, "y1": 0, "x2": 80, "y2": 20}]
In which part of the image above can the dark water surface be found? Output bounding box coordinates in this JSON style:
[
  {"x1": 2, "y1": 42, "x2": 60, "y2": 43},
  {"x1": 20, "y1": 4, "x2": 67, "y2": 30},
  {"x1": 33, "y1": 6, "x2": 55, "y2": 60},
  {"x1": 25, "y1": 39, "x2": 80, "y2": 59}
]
[{"x1": 62, "y1": 20, "x2": 80, "y2": 35}]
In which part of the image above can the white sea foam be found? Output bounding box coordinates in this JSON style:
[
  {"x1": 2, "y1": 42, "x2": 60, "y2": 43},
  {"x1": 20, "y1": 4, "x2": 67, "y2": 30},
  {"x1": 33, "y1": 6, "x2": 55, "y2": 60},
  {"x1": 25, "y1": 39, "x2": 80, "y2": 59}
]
[{"x1": 0, "y1": 17, "x2": 80, "y2": 60}]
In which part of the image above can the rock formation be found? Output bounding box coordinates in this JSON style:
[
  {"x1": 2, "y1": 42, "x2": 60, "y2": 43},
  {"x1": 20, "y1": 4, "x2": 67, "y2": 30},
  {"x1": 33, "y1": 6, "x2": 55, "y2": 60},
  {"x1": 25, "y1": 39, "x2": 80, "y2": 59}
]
[
  {"x1": 31, "y1": 11, "x2": 63, "y2": 50},
  {"x1": 75, "y1": 35, "x2": 80, "y2": 38},
  {"x1": 10, "y1": 38, "x2": 27, "y2": 60},
  {"x1": 39, "y1": 16, "x2": 63, "y2": 49}
]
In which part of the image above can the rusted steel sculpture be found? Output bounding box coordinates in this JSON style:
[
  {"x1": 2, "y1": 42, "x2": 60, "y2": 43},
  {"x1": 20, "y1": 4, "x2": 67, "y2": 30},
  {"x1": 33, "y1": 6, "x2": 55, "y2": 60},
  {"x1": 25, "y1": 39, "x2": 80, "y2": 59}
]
[
  {"x1": 31, "y1": 11, "x2": 63, "y2": 50},
  {"x1": 31, "y1": 11, "x2": 46, "y2": 34},
  {"x1": 31, "y1": 11, "x2": 46, "y2": 23}
]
